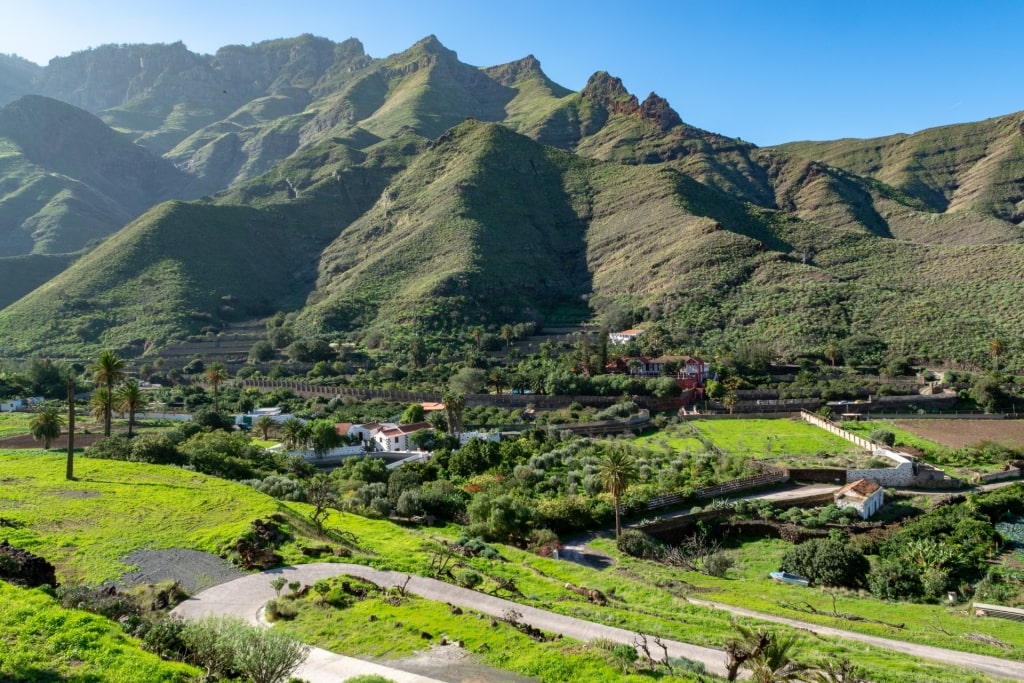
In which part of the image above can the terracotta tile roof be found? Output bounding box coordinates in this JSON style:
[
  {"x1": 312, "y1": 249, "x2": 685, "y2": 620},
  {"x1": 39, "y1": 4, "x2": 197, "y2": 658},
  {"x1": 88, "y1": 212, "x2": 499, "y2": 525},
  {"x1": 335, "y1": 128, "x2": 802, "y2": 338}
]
[
  {"x1": 835, "y1": 478, "x2": 881, "y2": 499},
  {"x1": 380, "y1": 422, "x2": 432, "y2": 437}
]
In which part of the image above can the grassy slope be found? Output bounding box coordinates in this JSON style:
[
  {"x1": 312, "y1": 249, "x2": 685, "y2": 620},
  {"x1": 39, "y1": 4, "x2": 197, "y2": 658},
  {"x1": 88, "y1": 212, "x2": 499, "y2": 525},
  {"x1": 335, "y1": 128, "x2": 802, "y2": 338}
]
[
  {"x1": 0, "y1": 453, "x2": 278, "y2": 583},
  {"x1": 0, "y1": 583, "x2": 197, "y2": 682},
  {"x1": 0, "y1": 198, "x2": 341, "y2": 357},
  {"x1": 1, "y1": 451, "x2": 1019, "y2": 682},
  {"x1": 301, "y1": 119, "x2": 596, "y2": 335},
  {"x1": 775, "y1": 112, "x2": 1024, "y2": 224}
]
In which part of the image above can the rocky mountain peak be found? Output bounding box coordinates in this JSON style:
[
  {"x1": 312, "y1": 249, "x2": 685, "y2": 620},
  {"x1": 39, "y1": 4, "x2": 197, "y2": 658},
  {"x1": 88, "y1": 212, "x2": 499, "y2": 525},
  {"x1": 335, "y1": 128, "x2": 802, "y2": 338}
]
[
  {"x1": 483, "y1": 54, "x2": 546, "y2": 86},
  {"x1": 639, "y1": 92, "x2": 682, "y2": 131},
  {"x1": 581, "y1": 71, "x2": 639, "y2": 115}
]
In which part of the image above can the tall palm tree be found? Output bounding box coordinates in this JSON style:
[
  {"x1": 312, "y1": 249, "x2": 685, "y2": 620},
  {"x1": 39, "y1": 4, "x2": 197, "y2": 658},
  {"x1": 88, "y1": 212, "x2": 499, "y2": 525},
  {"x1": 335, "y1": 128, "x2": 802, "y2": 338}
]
[
  {"x1": 115, "y1": 379, "x2": 144, "y2": 438},
  {"x1": 89, "y1": 387, "x2": 110, "y2": 425},
  {"x1": 254, "y1": 415, "x2": 277, "y2": 440},
  {"x1": 205, "y1": 364, "x2": 230, "y2": 412},
  {"x1": 597, "y1": 444, "x2": 638, "y2": 540},
  {"x1": 280, "y1": 417, "x2": 308, "y2": 450},
  {"x1": 29, "y1": 406, "x2": 65, "y2": 450},
  {"x1": 441, "y1": 392, "x2": 466, "y2": 438},
  {"x1": 990, "y1": 339, "x2": 1004, "y2": 372},
  {"x1": 91, "y1": 351, "x2": 126, "y2": 437}
]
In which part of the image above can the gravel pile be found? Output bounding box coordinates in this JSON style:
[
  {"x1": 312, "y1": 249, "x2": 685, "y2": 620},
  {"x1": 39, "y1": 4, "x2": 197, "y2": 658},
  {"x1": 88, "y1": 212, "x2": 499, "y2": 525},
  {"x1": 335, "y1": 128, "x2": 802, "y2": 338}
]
[{"x1": 118, "y1": 548, "x2": 245, "y2": 594}]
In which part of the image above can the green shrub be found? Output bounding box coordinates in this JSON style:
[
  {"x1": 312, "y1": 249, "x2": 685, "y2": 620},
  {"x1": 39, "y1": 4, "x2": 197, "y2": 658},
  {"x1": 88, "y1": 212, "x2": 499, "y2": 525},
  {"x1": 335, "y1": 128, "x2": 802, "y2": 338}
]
[
  {"x1": 869, "y1": 561, "x2": 924, "y2": 601},
  {"x1": 780, "y1": 539, "x2": 869, "y2": 588},
  {"x1": 869, "y1": 429, "x2": 896, "y2": 446},
  {"x1": 617, "y1": 529, "x2": 659, "y2": 559},
  {"x1": 454, "y1": 569, "x2": 483, "y2": 589}
]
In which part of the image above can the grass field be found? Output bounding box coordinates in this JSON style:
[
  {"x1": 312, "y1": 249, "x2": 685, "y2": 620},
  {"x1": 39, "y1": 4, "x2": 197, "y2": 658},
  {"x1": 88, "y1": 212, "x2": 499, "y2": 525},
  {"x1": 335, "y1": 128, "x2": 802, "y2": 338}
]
[
  {"x1": 634, "y1": 418, "x2": 861, "y2": 466},
  {"x1": 2, "y1": 452, "x2": 1021, "y2": 682},
  {"x1": 0, "y1": 453, "x2": 278, "y2": 584},
  {"x1": 0, "y1": 582, "x2": 198, "y2": 682},
  {"x1": 0, "y1": 413, "x2": 31, "y2": 438}
]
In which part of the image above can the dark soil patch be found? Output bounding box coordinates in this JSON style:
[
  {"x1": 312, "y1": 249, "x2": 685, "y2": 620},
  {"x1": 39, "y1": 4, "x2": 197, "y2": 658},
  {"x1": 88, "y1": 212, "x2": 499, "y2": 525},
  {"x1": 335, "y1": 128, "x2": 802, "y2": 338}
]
[
  {"x1": 118, "y1": 548, "x2": 245, "y2": 595},
  {"x1": 0, "y1": 432, "x2": 107, "y2": 449}
]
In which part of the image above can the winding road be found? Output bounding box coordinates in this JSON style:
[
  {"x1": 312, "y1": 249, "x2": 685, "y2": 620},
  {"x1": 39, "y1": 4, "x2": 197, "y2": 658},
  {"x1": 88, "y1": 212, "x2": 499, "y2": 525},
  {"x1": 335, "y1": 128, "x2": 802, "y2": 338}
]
[{"x1": 172, "y1": 562, "x2": 1024, "y2": 682}]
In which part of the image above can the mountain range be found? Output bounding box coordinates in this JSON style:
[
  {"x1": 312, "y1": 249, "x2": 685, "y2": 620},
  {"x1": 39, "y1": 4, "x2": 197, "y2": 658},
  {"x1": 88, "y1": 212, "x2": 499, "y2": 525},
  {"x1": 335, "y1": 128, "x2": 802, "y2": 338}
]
[{"x1": 0, "y1": 34, "x2": 1022, "y2": 366}]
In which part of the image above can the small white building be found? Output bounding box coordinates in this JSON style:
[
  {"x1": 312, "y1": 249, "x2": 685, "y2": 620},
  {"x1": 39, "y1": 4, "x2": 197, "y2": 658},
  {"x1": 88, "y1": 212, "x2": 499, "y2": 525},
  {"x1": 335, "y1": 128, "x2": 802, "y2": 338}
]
[
  {"x1": 0, "y1": 398, "x2": 24, "y2": 412},
  {"x1": 609, "y1": 329, "x2": 644, "y2": 345},
  {"x1": 834, "y1": 478, "x2": 884, "y2": 520},
  {"x1": 235, "y1": 407, "x2": 296, "y2": 428},
  {"x1": 373, "y1": 422, "x2": 433, "y2": 452}
]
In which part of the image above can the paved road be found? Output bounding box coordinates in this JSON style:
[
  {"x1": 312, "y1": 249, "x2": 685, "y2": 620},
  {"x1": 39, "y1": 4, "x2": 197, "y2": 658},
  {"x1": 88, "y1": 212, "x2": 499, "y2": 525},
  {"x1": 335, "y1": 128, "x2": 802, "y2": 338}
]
[
  {"x1": 172, "y1": 562, "x2": 730, "y2": 679},
  {"x1": 684, "y1": 597, "x2": 1024, "y2": 681},
  {"x1": 173, "y1": 562, "x2": 1024, "y2": 682}
]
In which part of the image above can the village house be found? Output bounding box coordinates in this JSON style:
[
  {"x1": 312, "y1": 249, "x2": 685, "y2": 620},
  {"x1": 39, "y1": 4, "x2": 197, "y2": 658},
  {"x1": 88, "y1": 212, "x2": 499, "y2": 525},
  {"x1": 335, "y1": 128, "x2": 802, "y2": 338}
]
[
  {"x1": 373, "y1": 422, "x2": 433, "y2": 452},
  {"x1": 833, "y1": 478, "x2": 884, "y2": 519},
  {"x1": 604, "y1": 354, "x2": 710, "y2": 382},
  {"x1": 608, "y1": 328, "x2": 644, "y2": 345}
]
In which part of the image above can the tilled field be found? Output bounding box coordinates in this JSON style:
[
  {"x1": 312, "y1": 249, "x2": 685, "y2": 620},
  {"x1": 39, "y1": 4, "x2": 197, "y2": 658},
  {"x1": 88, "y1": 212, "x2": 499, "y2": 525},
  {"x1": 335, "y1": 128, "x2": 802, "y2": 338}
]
[{"x1": 893, "y1": 419, "x2": 1024, "y2": 449}]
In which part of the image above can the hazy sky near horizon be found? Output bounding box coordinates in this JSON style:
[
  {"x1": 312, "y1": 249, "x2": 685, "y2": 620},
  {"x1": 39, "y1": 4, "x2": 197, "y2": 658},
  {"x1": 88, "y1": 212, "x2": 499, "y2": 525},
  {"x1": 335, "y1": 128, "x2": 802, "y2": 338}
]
[{"x1": 2, "y1": 0, "x2": 1021, "y2": 146}]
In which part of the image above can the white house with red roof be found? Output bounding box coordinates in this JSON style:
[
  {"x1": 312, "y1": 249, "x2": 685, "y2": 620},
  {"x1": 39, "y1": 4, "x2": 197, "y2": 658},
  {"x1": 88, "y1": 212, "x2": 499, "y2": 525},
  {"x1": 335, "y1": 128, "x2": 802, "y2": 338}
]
[
  {"x1": 373, "y1": 422, "x2": 433, "y2": 452},
  {"x1": 833, "y1": 479, "x2": 884, "y2": 519}
]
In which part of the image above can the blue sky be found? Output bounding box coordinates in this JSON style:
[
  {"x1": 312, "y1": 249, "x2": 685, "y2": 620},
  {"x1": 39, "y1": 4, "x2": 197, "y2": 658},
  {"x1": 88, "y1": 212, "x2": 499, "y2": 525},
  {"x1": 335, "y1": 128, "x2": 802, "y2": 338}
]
[{"x1": 2, "y1": 0, "x2": 1021, "y2": 146}]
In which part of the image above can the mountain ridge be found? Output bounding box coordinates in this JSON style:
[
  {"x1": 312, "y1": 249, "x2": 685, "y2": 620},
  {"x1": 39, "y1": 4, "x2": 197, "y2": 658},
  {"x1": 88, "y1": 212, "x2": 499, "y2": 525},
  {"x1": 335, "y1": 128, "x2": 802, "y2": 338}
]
[{"x1": 0, "y1": 34, "x2": 1021, "y2": 366}]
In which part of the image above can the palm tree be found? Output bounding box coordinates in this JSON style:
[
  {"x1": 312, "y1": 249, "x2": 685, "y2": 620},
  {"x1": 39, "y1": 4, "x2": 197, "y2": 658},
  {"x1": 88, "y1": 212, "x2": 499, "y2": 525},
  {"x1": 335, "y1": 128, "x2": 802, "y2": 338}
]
[
  {"x1": 89, "y1": 387, "x2": 110, "y2": 425},
  {"x1": 803, "y1": 657, "x2": 866, "y2": 683},
  {"x1": 91, "y1": 351, "x2": 126, "y2": 437},
  {"x1": 488, "y1": 367, "x2": 507, "y2": 394},
  {"x1": 723, "y1": 392, "x2": 738, "y2": 415},
  {"x1": 29, "y1": 406, "x2": 64, "y2": 449},
  {"x1": 205, "y1": 364, "x2": 230, "y2": 412},
  {"x1": 115, "y1": 379, "x2": 144, "y2": 438},
  {"x1": 823, "y1": 343, "x2": 839, "y2": 368},
  {"x1": 441, "y1": 392, "x2": 466, "y2": 438},
  {"x1": 725, "y1": 624, "x2": 805, "y2": 682},
  {"x1": 597, "y1": 444, "x2": 638, "y2": 540},
  {"x1": 280, "y1": 417, "x2": 308, "y2": 450},
  {"x1": 990, "y1": 339, "x2": 1004, "y2": 372},
  {"x1": 500, "y1": 324, "x2": 514, "y2": 348},
  {"x1": 254, "y1": 415, "x2": 277, "y2": 440}
]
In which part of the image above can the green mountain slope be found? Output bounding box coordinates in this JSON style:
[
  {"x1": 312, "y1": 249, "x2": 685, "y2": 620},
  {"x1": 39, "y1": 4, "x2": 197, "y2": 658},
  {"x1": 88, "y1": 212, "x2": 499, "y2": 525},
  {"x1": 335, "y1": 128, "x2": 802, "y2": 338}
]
[
  {"x1": 0, "y1": 96, "x2": 195, "y2": 256},
  {"x1": 0, "y1": 200, "x2": 338, "y2": 356},
  {"x1": 0, "y1": 252, "x2": 79, "y2": 309},
  {"x1": 775, "y1": 113, "x2": 1024, "y2": 237},
  {"x1": 0, "y1": 35, "x2": 1023, "y2": 366}
]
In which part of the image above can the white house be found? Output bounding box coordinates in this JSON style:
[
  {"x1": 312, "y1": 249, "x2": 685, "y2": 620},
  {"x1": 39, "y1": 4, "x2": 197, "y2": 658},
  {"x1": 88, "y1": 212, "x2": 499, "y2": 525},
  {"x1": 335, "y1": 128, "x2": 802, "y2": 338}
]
[
  {"x1": 0, "y1": 398, "x2": 24, "y2": 412},
  {"x1": 608, "y1": 329, "x2": 644, "y2": 345},
  {"x1": 235, "y1": 407, "x2": 296, "y2": 428},
  {"x1": 373, "y1": 422, "x2": 433, "y2": 452},
  {"x1": 0, "y1": 397, "x2": 43, "y2": 412},
  {"x1": 833, "y1": 479, "x2": 884, "y2": 519}
]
